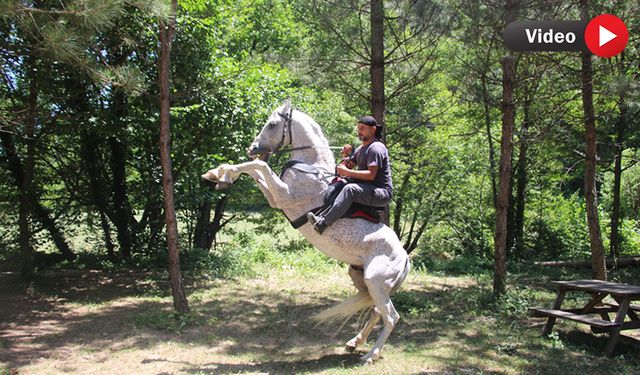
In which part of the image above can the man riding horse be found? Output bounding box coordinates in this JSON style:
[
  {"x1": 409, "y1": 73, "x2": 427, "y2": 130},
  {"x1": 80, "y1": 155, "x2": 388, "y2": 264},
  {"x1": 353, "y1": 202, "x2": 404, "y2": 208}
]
[
  {"x1": 201, "y1": 101, "x2": 409, "y2": 364},
  {"x1": 307, "y1": 115, "x2": 392, "y2": 234}
]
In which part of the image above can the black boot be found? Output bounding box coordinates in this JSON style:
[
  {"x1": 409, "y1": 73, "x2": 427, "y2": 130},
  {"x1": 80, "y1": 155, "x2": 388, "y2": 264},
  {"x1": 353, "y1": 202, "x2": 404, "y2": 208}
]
[{"x1": 306, "y1": 212, "x2": 327, "y2": 234}]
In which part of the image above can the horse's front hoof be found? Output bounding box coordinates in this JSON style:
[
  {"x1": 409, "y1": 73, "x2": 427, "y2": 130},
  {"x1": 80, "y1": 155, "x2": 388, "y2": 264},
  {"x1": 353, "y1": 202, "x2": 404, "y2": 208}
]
[
  {"x1": 345, "y1": 343, "x2": 357, "y2": 353},
  {"x1": 201, "y1": 171, "x2": 218, "y2": 183},
  {"x1": 215, "y1": 182, "x2": 233, "y2": 190}
]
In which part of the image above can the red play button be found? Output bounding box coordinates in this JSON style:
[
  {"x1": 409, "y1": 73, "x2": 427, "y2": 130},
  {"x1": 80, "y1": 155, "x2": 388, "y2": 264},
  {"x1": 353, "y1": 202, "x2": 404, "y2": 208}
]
[{"x1": 584, "y1": 14, "x2": 628, "y2": 58}]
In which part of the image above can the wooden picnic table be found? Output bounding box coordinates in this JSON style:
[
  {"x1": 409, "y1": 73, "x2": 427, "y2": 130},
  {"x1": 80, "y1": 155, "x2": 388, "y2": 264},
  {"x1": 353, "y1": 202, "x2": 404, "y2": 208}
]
[{"x1": 530, "y1": 279, "x2": 640, "y2": 355}]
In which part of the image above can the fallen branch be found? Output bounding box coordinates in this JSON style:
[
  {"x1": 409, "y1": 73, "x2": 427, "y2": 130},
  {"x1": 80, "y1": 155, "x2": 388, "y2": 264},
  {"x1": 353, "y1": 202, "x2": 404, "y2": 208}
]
[{"x1": 535, "y1": 256, "x2": 640, "y2": 268}]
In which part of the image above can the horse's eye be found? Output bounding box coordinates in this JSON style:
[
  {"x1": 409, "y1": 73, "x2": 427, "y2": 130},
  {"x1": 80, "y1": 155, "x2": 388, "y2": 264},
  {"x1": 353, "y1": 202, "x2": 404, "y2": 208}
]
[{"x1": 268, "y1": 122, "x2": 277, "y2": 128}]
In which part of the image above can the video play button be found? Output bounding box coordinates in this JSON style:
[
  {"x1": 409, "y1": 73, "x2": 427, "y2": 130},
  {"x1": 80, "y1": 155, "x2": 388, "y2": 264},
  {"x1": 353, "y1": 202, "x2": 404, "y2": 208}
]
[
  {"x1": 599, "y1": 25, "x2": 616, "y2": 47},
  {"x1": 585, "y1": 14, "x2": 628, "y2": 58}
]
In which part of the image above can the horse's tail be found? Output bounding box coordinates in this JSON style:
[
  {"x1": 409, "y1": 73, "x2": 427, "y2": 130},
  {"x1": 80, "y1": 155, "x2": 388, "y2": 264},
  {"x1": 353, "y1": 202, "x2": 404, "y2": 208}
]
[
  {"x1": 313, "y1": 255, "x2": 410, "y2": 325},
  {"x1": 312, "y1": 291, "x2": 374, "y2": 325}
]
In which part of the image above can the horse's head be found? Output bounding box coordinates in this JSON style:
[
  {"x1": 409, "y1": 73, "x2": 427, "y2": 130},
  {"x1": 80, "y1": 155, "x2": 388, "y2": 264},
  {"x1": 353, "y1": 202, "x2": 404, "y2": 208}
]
[{"x1": 247, "y1": 100, "x2": 293, "y2": 161}]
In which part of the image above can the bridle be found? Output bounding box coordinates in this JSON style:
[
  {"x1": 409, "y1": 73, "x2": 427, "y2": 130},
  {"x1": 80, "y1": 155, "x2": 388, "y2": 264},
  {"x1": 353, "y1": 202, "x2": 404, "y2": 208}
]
[
  {"x1": 270, "y1": 108, "x2": 336, "y2": 179},
  {"x1": 272, "y1": 108, "x2": 313, "y2": 155}
]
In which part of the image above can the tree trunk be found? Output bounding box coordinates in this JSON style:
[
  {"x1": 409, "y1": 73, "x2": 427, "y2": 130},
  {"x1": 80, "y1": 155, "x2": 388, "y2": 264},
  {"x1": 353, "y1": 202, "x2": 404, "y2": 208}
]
[
  {"x1": 403, "y1": 190, "x2": 442, "y2": 254},
  {"x1": 513, "y1": 98, "x2": 531, "y2": 258},
  {"x1": 19, "y1": 159, "x2": 33, "y2": 280},
  {"x1": 147, "y1": 201, "x2": 165, "y2": 254},
  {"x1": 370, "y1": 0, "x2": 385, "y2": 140},
  {"x1": 610, "y1": 53, "x2": 627, "y2": 259},
  {"x1": 211, "y1": 195, "x2": 231, "y2": 249},
  {"x1": 403, "y1": 196, "x2": 423, "y2": 251},
  {"x1": 136, "y1": 137, "x2": 165, "y2": 254},
  {"x1": 19, "y1": 67, "x2": 39, "y2": 280},
  {"x1": 392, "y1": 172, "x2": 411, "y2": 238},
  {"x1": 194, "y1": 195, "x2": 230, "y2": 250},
  {"x1": 81, "y1": 131, "x2": 117, "y2": 262},
  {"x1": 1, "y1": 132, "x2": 76, "y2": 262},
  {"x1": 407, "y1": 221, "x2": 428, "y2": 254},
  {"x1": 392, "y1": 194, "x2": 403, "y2": 237},
  {"x1": 110, "y1": 135, "x2": 134, "y2": 259},
  {"x1": 194, "y1": 200, "x2": 212, "y2": 250},
  {"x1": 609, "y1": 100, "x2": 625, "y2": 260},
  {"x1": 370, "y1": 0, "x2": 390, "y2": 226},
  {"x1": 494, "y1": 0, "x2": 519, "y2": 297},
  {"x1": 506, "y1": 181, "x2": 516, "y2": 257},
  {"x1": 159, "y1": 0, "x2": 189, "y2": 314},
  {"x1": 104, "y1": 20, "x2": 137, "y2": 259},
  {"x1": 580, "y1": 0, "x2": 606, "y2": 281},
  {"x1": 481, "y1": 74, "x2": 498, "y2": 209},
  {"x1": 32, "y1": 204, "x2": 76, "y2": 261}
]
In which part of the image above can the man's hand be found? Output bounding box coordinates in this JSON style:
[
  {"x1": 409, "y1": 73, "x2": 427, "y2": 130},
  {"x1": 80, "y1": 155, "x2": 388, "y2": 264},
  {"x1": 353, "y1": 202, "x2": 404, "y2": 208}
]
[
  {"x1": 336, "y1": 164, "x2": 350, "y2": 178},
  {"x1": 338, "y1": 164, "x2": 377, "y2": 182},
  {"x1": 341, "y1": 144, "x2": 353, "y2": 158}
]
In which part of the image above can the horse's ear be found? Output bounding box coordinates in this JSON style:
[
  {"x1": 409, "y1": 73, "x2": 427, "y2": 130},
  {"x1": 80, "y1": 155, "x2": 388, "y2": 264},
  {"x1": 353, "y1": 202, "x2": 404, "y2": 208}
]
[{"x1": 282, "y1": 99, "x2": 291, "y2": 113}]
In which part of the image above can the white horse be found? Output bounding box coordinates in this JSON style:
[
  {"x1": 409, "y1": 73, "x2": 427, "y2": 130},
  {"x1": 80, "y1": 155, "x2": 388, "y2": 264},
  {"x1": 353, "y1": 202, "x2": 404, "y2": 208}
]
[{"x1": 202, "y1": 100, "x2": 410, "y2": 364}]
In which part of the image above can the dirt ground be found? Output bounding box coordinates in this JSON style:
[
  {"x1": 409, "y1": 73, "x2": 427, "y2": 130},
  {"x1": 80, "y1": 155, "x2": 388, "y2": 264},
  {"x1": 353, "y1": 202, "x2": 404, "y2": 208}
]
[
  {"x1": 0, "y1": 268, "x2": 406, "y2": 374},
  {"x1": 1, "y1": 268, "x2": 639, "y2": 375}
]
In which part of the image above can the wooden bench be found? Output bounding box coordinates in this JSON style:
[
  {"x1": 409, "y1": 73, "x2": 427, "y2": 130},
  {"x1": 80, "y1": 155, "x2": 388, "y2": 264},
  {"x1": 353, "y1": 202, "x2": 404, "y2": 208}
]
[
  {"x1": 529, "y1": 307, "x2": 619, "y2": 329},
  {"x1": 605, "y1": 301, "x2": 640, "y2": 312},
  {"x1": 530, "y1": 279, "x2": 640, "y2": 355}
]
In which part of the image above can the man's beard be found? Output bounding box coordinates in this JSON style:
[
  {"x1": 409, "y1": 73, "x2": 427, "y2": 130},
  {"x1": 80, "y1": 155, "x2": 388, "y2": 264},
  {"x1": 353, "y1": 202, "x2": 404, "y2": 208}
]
[{"x1": 358, "y1": 133, "x2": 372, "y2": 142}]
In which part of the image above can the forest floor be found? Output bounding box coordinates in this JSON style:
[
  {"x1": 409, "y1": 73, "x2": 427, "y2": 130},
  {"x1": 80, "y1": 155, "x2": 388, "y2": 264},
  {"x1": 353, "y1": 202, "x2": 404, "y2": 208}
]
[{"x1": 1, "y1": 261, "x2": 640, "y2": 374}]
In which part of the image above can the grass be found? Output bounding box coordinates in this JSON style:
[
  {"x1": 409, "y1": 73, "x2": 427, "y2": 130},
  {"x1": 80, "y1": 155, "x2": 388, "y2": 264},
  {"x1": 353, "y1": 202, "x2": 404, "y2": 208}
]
[{"x1": 1, "y1": 224, "x2": 640, "y2": 374}]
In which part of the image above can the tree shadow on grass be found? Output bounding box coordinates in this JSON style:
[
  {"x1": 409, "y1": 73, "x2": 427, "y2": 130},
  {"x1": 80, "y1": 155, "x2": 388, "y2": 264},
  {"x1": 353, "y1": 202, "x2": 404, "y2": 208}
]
[
  {"x1": 3, "y1": 268, "x2": 640, "y2": 374},
  {"x1": 140, "y1": 353, "x2": 362, "y2": 374},
  {"x1": 510, "y1": 329, "x2": 640, "y2": 375},
  {"x1": 0, "y1": 269, "x2": 479, "y2": 371},
  {"x1": 556, "y1": 329, "x2": 640, "y2": 357},
  {"x1": 0, "y1": 270, "x2": 364, "y2": 369},
  {"x1": 0, "y1": 269, "x2": 169, "y2": 305},
  {"x1": 390, "y1": 285, "x2": 640, "y2": 374}
]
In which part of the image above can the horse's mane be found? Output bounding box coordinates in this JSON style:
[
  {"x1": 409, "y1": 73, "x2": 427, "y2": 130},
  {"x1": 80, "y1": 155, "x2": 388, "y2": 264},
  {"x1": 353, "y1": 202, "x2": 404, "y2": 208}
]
[{"x1": 295, "y1": 110, "x2": 334, "y2": 168}]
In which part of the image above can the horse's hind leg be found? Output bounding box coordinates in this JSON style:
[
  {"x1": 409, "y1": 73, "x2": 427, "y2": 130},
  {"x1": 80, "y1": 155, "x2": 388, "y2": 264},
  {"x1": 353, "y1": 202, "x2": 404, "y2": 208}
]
[
  {"x1": 345, "y1": 309, "x2": 380, "y2": 353},
  {"x1": 360, "y1": 258, "x2": 401, "y2": 364},
  {"x1": 345, "y1": 265, "x2": 380, "y2": 352},
  {"x1": 348, "y1": 264, "x2": 367, "y2": 294}
]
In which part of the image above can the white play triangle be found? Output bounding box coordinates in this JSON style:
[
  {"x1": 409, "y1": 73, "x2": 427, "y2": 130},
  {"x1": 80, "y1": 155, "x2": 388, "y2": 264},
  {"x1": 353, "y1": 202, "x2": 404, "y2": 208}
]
[{"x1": 599, "y1": 25, "x2": 617, "y2": 47}]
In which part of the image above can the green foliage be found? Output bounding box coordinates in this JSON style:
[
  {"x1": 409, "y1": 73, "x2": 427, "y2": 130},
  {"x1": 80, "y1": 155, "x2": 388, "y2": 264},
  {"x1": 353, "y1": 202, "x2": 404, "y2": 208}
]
[
  {"x1": 170, "y1": 226, "x2": 337, "y2": 278},
  {"x1": 393, "y1": 290, "x2": 437, "y2": 317},
  {"x1": 1, "y1": 0, "x2": 639, "y2": 282},
  {"x1": 412, "y1": 252, "x2": 493, "y2": 276},
  {"x1": 218, "y1": 231, "x2": 337, "y2": 277},
  {"x1": 601, "y1": 149, "x2": 640, "y2": 254},
  {"x1": 490, "y1": 288, "x2": 534, "y2": 318},
  {"x1": 0, "y1": 209, "x2": 18, "y2": 265},
  {"x1": 527, "y1": 192, "x2": 591, "y2": 260},
  {"x1": 132, "y1": 310, "x2": 203, "y2": 334},
  {"x1": 546, "y1": 331, "x2": 565, "y2": 349}
]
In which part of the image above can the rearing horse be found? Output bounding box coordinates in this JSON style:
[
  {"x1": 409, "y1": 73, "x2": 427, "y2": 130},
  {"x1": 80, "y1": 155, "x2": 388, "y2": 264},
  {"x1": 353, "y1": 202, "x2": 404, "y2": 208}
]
[{"x1": 202, "y1": 100, "x2": 410, "y2": 364}]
